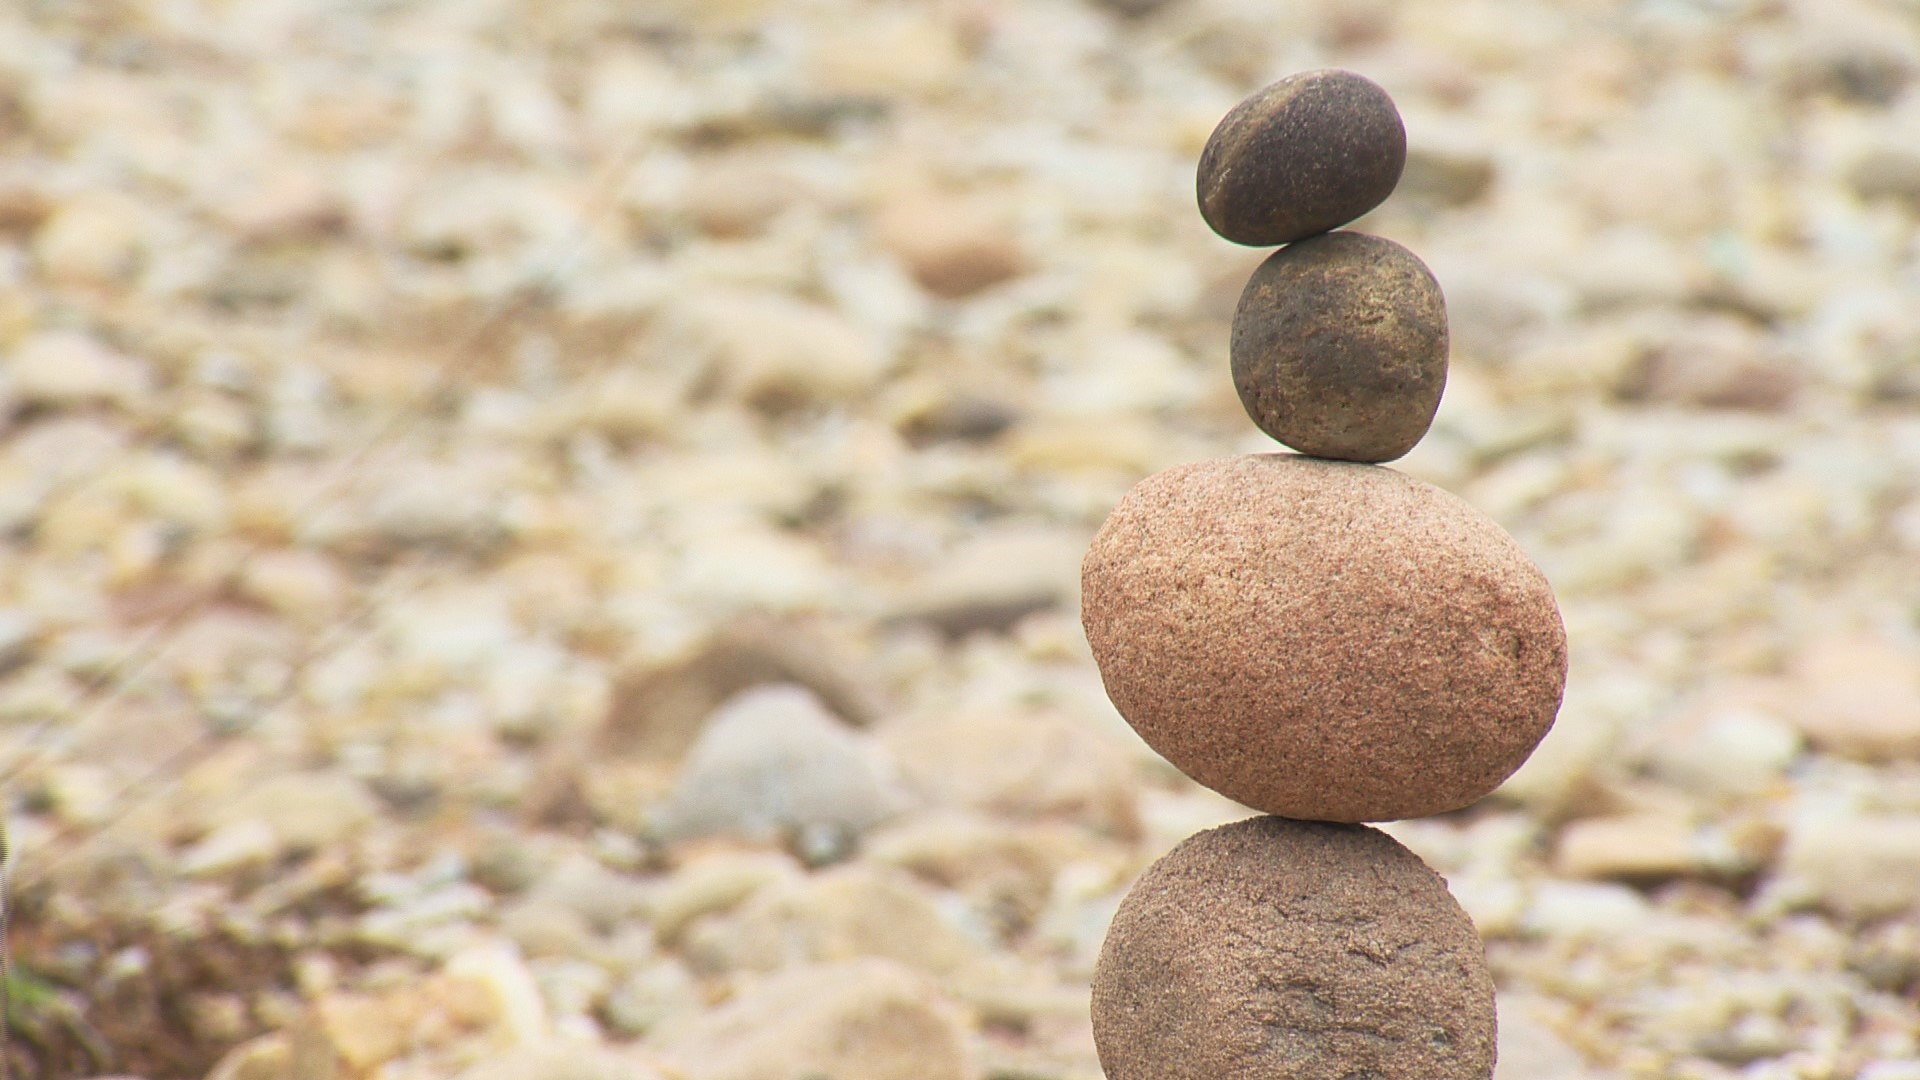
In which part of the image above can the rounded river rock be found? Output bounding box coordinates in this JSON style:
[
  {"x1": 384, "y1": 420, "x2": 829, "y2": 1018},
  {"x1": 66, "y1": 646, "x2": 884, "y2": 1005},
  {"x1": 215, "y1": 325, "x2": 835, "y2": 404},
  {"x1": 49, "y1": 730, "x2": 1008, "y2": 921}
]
[
  {"x1": 1080, "y1": 454, "x2": 1567, "y2": 822},
  {"x1": 1197, "y1": 69, "x2": 1407, "y2": 247},
  {"x1": 1092, "y1": 816, "x2": 1497, "y2": 1080},
  {"x1": 1232, "y1": 231, "x2": 1448, "y2": 463}
]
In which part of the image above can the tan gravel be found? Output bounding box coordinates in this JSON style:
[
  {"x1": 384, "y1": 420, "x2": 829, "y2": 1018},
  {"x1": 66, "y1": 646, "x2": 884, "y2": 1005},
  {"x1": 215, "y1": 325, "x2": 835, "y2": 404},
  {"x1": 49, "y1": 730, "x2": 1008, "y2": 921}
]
[{"x1": 0, "y1": 0, "x2": 1918, "y2": 1078}]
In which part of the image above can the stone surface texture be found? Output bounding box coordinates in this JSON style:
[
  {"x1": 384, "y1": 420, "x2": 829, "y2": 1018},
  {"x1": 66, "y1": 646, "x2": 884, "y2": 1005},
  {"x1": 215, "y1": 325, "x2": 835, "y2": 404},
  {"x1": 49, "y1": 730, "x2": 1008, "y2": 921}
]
[
  {"x1": 1092, "y1": 816, "x2": 1496, "y2": 1080},
  {"x1": 1232, "y1": 230, "x2": 1449, "y2": 462},
  {"x1": 1082, "y1": 453, "x2": 1567, "y2": 821},
  {"x1": 5, "y1": 1, "x2": 1920, "y2": 1077},
  {"x1": 1197, "y1": 69, "x2": 1407, "y2": 246}
]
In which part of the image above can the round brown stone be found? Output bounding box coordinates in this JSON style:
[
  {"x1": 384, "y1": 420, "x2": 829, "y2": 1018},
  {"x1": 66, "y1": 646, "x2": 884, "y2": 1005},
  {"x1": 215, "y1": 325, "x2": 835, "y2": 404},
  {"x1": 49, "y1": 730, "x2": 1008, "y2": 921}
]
[
  {"x1": 1092, "y1": 816, "x2": 1497, "y2": 1080},
  {"x1": 1231, "y1": 231, "x2": 1448, "y2": 463},
  {"x1": 1197, "y1": 69, "x2": 1407, "y2": 247},
  {"x1": 1080, "y1": 454, "x2": 1566, "y2": 822}
]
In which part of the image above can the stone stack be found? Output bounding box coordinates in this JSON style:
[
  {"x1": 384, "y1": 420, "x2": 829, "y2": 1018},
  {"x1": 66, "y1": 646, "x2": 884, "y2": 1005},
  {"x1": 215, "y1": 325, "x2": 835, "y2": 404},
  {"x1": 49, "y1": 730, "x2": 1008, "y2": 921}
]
[{"x1": 1081, "y1": 70, "x2": 1569, "y2": 1079}]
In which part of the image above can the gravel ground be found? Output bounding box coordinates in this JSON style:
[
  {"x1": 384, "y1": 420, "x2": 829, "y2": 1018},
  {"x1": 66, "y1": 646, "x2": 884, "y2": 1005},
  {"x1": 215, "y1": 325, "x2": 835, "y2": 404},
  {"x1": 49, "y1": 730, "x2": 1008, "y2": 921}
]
[{"x1": 2, "y1": 0, "x2": 1919, "y2": 1078}]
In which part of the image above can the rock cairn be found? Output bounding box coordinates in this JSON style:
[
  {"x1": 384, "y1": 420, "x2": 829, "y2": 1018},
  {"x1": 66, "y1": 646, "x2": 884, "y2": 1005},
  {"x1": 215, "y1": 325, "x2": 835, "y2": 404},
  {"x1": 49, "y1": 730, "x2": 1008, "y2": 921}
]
[{"x1": 1081, "y1": 69, "x2": 1570, "y2": 1079}]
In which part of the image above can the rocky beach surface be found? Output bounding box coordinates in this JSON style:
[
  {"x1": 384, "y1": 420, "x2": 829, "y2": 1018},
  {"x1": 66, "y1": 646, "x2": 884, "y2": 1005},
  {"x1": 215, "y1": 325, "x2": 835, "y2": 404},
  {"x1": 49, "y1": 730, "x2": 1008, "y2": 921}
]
[{"x1": 1, "y1": 0, "x2": 1919, "y2": 1077}]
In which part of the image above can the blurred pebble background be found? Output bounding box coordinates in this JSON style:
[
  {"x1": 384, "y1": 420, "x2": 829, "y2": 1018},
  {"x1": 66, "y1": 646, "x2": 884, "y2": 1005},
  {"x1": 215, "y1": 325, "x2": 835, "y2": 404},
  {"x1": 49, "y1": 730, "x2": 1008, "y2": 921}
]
[{"x1": 0, "y1": 0, "x2": 1918, "y2": 1077}]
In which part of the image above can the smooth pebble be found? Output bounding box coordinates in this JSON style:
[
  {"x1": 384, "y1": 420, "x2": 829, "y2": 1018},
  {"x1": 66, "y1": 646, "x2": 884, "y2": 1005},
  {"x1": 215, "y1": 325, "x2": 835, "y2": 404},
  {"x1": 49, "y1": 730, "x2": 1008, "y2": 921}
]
[
  {"x1": 1231, "y1": 231, "x2": 1449, "y2": 462},
  {"x1": 1197, "y1": 69, "x2": 1406, "y2": 246}
]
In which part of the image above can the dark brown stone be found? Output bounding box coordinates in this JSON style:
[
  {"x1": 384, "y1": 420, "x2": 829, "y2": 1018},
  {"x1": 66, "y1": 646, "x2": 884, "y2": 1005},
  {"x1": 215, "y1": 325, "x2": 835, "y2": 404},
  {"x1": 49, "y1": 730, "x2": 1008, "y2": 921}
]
[
  {"x1": 1092, "y1": 816, "x2": 1497, "y2": 1080},
  {"x1": 1080, "y1": 454, "x2": 1567, "y2": 823},
  {"x1": 1231, "y1": 231, "x2": 1448, "y2": 463},
  {"x1": 1197, "y1": 69, "x2": 1407, "y2": 247}
]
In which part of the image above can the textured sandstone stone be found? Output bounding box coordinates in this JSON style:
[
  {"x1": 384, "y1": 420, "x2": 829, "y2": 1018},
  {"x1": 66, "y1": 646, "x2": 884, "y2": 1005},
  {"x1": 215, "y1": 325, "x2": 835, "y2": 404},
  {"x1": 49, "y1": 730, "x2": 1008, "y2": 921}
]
[
  {"x1": 1081, "y1": 454, "x2": 1567, "y2": 822},
  {"x1": 1231, "y1": 231, "x2": 1449, "y2": 462},
  {"x1": 1197, "y1": 69, "x2": 1406, "y2": 247},
  {"x1": 1093, "y1": 817, "x2": 1496, "y2": 1080}
]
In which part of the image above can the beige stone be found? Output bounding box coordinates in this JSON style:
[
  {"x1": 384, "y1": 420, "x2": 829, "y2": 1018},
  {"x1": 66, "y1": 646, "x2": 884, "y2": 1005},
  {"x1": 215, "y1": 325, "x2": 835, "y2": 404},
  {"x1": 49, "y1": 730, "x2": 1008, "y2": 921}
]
[
  {"x1": 679, "y1": 864, "x2": 982, "y2": 978},
  {"x1": 1639, "y1": 693, "x2": 1803, "y2": 800},
  {"x1": 32, "y1": 195, "x2": 145, "y2": 285},
  {"x1": 683, "y1": 153, "x2": 801, "y2": 238},
  {"x1": 443, "y1": 942, "x2": 552, "y2": 1046},
  {"x1": 309, "y1": 991, "x2": 419, "y2": 1073},
  {"x1": 1786, "y1": 633, "x2": 1920, "y2": 762},
  {"x1": 239, "y1": 549, "x2": 351, "y2": 624},
  {"x1": 886, "y1": 525, "x2": 1085, "y2": 638},
  {"x1": 807, "y1": 16, "x2": 968, "y2": 99},
  {"x1": 675, "y1": 289, "x2": 886, "y2": 412},
  {"x1": 1780, "y1": 809, "x2": 1920, "y2": 920},
  {"x1": 1081, "y1": 454, "x2": 1567, "y2": 822},
  {"x1": 881, "y1": 706, "x2": 1141, "y2": 836},
  {"x1": 1494, "y1": 995, "x2": 1595, "y2": 1080},
  {"x1": 595, "y1": 617, "x2": 879, "y2": 763},
  {"x1": 1093, "y1": 817, "x2": 1495, "y2": 1080},
  {"x1": 865, "y1": 812, "x2": 1077, "y2": 932},
  {"x1": 8, "y1": 330, "x2": 153, "y2": 410},
  {"x1": 452, "y1": 1044, "x2": 668, "y2": 1080},
  {"x1": 649, "y1": 849, "x2": 803, "y2": 944},
  {"x1": 205, "y1": 1034, "x2": 295, "y2": 1080},
  {"x1": 210, "y1": 772, "x2": 379, "y2": 854},
  {"x1": 656, "y1": 959, "x2": 973, "y2": 1080},
  {"x1": 874, "y1": 192, "x2": 1023, "y2": 299},
  {"x1": 1552, "y1": 814, "x2": 1701, "y2": 882},
  {"x1": 1614, "y1": 314, "x2": 1800, "y2": 412}
]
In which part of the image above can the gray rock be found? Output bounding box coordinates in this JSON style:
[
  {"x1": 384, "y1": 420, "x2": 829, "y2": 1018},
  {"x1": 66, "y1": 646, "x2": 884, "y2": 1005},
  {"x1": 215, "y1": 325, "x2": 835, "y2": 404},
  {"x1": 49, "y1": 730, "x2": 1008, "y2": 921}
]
[{"x1": 653, "y1": 685, "x2": 908, "y2": 849}]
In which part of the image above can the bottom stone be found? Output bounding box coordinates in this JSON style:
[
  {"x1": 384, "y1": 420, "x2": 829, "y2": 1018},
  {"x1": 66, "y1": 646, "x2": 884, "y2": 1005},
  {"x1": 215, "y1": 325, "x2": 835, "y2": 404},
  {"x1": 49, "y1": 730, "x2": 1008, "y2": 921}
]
[{"x1": 1092, "y1": 817, "x2": 1495, "y2": 1080}]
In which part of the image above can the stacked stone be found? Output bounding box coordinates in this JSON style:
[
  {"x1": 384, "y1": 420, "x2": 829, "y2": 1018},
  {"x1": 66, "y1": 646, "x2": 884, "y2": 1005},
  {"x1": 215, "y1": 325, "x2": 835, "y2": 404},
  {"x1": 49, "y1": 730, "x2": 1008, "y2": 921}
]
[{"x1": 1081, "y1": 71, "x2": 1570, "y2": 1079}]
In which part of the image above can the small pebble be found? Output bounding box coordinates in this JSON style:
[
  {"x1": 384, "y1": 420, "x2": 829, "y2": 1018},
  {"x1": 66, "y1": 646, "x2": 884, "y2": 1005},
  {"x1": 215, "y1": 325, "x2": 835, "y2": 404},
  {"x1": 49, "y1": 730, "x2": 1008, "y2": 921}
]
[
  {"x1": 8, "y1": 330, "x2": 153, "y2": 410},
  {"x1": 1196, "y1": 69, "x2": 1407, "y2": 246},
  {"x1": 1231, "y1": 231, "x2": 1449, "y2": 462},
  {"x1": 655, "y1": 959, "x2": 972, "y2": 1080},
  {"x1": 452, "y1": 1044, "x2": 664, "y2": 1080},
  {"x1": 203, "y1": 1034, "x2": 293, "y2": 1080},
  {"x1": 1495, "y1": 995, "x2": 1594, "y2": 1080},
  {"x1": 1552, "y1": 814, "x2": 1701, "y2": 883},
  {"x1": 603, "y1": 960, "x2": 701, "y2": 1037},
  {"x1": 1779, "y1": 809, "x2": 1920, "y2": 920},
  {"x1": 653, "y1": 684, "x2": 908, "y2": 849},
  {"x1": 1848, "y1": 146, "x2": 1920, "y2": 208},
  {"x1": 680, "y1": 865, "x2": 982, "y2": 978},
  {"x1": 1786, "y1": 633, "x2": 1920, "y2": 763},
  {"x1": 874, "y1": 191, "x2": 1025, "y2": 299},
  {"x1": 1092, "y1": 817, "x2": 1495, "y2": 1080}
]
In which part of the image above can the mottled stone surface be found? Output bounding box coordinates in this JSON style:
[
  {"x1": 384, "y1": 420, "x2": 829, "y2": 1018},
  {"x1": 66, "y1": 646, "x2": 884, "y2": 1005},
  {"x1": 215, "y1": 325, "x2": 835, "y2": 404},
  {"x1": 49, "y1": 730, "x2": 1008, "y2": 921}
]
[
  {"x1": 1093, "y1": 817, "x2": 1497, "y2": 1080},
  {"x1": 1232, "y1": 231, "x2": 1449, "y2": 462},
  {"x1": 1197, "y1": 69, "x2": 1407, "y2": 247},
  {"x1": 1081, "y1": 454, "x2": 1567, "y2": 822}
]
